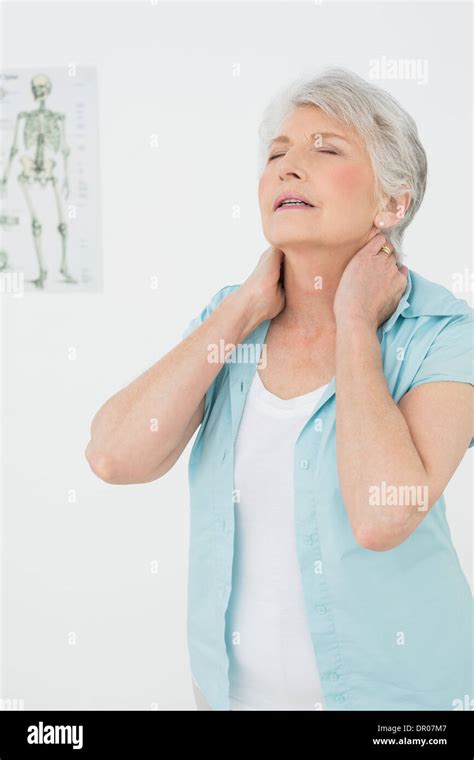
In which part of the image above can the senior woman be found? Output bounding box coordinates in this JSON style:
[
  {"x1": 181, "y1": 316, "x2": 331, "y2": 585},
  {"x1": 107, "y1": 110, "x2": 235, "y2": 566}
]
[{"x1": 86, "y1": 67, "x2": 473, "y2": 712}]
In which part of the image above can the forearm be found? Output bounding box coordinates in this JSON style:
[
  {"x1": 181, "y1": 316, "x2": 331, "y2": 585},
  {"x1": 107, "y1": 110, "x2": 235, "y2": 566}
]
[
  {"x1": 335, "y1": 319, "x2": 430, "y2": 550},
  {"x1": 87, "y1": 287, "x2": 260, "y2": 479}
]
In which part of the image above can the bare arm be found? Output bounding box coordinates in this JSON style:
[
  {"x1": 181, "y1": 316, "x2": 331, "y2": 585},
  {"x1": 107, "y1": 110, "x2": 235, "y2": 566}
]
[
  {"x1": 86, "y1": 288, "x2": 259, "y2": 484},
  {"x1": 336, "y1": 319, "x2": 473, "y2": 551},
  {"x1": 334, "y1": 232, "x2": 473, "y2": 551},
  {"x1": 85, "y1": 246, "x2": 285, "y2": 485}
]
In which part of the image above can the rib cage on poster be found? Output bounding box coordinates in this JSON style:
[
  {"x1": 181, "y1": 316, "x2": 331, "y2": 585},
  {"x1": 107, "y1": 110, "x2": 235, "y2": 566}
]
[{"x1": 0, "y1": 66, "x2": 102, "y2": 293}]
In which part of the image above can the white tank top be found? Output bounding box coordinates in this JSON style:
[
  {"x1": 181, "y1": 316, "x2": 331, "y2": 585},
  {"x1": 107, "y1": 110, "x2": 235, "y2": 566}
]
[{"x1": 225, "y1": 369, "x2": 329, "y2": 710}]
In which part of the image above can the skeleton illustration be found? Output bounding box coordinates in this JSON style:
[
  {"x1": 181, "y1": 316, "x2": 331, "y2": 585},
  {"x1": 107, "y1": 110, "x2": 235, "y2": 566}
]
[
  {"x1": 0, "y1": 73, "x2": 77, "y2": 288},
  {"x1": 0, "y1": 213, "x2": 19, "y2": 271}
]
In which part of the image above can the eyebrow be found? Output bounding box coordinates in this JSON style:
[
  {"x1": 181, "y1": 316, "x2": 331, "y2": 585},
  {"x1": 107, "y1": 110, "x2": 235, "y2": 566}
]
[{"x1": 269, "y1": 131, "x2": 351, "y2": 147}]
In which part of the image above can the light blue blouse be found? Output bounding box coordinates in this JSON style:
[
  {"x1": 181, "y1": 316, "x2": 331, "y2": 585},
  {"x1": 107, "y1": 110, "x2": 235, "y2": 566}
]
[{"x1": 181, "y1": 268, "x2": 473, "y2": 711}]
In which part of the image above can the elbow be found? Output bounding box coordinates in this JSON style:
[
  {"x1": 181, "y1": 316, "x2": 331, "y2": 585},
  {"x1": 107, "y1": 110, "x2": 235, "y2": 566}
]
[
  {"x1": 353, "y1": 524, "x2": 406, "y2": 553},
  {"x1": 85, "y1": 440, "x2": 172, "y2": 484},
  {"x1": 85, "y1": 441, "x2": 120, "y2": 484},
  {"x1": 353, "y1": 499, "x2": 434, "y2": 552}
]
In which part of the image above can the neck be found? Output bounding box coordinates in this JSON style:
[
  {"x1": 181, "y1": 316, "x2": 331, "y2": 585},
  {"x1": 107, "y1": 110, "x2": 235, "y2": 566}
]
[{"x1": 276, "y1": 241, "x2": 358, "y2": 335}]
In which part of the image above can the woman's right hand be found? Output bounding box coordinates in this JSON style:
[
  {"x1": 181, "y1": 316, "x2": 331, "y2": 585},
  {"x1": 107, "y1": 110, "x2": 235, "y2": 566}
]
[{"x1": 238, "y1": 245, "x2": 286, "y2": 324}]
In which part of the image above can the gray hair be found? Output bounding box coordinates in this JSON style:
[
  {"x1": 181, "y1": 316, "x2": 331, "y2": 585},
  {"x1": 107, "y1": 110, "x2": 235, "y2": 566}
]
[{"x1": 257, "y1": 66, "x2": 428, "y2": 259}]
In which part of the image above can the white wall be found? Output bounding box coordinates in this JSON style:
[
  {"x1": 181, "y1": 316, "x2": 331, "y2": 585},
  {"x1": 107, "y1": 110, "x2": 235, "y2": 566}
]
[{"x1": 1, "y1": 0, "x2": 472, "y2": 710}]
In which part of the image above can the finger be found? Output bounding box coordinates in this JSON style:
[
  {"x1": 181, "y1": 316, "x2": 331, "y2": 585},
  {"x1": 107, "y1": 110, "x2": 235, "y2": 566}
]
[{"x1": 376, "y1": 241, "x2": 398, "y2": 261}]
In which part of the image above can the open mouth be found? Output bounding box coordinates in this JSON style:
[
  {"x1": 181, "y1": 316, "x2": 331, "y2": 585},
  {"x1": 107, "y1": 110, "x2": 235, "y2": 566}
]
[
  {"x1": 275, "y1": 200, "x2": 315, "y2": 211},
  {"x1": 273, "y1": 193, "x2": 315, "y2": 211}
]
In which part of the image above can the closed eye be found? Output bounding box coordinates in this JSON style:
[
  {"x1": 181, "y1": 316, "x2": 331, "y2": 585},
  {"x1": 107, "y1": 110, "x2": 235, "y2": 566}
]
[{"x1": 268, "y1": 149, "x2": 338, "y2": 161}]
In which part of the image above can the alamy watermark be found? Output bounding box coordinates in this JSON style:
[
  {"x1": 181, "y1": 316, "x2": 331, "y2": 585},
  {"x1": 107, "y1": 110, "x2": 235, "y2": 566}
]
[
  {"x1": 0, "y1": 270, "x2": 24, "y2": 296},
  {"x1": 27, "y1": 721, "x2": 83, "y2": 750},
  {"x1": 369, "y1": 57, "x2": 429, "y2": 86},
  {"x1": 207, "y1": 340, "x2": 267, "y2": 368},
  {"x1": 369, "y1": 481, "x2": 429, "y2": 512}
]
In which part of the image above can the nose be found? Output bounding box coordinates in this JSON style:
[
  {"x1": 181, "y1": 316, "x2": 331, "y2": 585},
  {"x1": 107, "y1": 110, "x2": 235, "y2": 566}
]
[{"x1": 277, "y1": 150, "x2": 308, "y2": 181}]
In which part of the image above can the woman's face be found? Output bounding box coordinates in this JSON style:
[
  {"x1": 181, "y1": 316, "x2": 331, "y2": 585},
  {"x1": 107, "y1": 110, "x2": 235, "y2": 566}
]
[{"x1": 258, "y1": 105, "x2": 380, "y2": 251}]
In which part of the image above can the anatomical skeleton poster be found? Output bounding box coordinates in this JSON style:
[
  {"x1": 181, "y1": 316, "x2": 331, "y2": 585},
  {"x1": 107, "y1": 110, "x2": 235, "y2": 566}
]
[{"x1": 0, "y1": 66, "x2": 102, "y2": 292}]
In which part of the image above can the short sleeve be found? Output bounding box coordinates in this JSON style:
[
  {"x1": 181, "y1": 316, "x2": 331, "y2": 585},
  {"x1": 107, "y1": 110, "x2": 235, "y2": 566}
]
[
  {"x1": 408, "y1": 311, "x2": 474, "y2": 448},
  {"x1": 181, "y1": 284, "x2": 240, "y2": 340}
]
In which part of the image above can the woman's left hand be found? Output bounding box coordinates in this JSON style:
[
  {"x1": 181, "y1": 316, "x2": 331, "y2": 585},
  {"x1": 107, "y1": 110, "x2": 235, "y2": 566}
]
[{"x1": 333, "y1": 232, "x2": 409, "y2": 329}]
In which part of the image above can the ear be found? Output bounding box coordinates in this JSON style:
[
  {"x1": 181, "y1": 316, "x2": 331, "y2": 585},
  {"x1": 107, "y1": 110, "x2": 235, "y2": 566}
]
[{"x1": 379, "y1": 191, "x2": 411, "y2": 229}]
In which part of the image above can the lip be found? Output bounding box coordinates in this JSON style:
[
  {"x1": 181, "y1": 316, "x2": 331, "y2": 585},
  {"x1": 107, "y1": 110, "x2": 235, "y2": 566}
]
[{"x1": 273, "y1": 191, "x2": 315, "y2": 211}]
